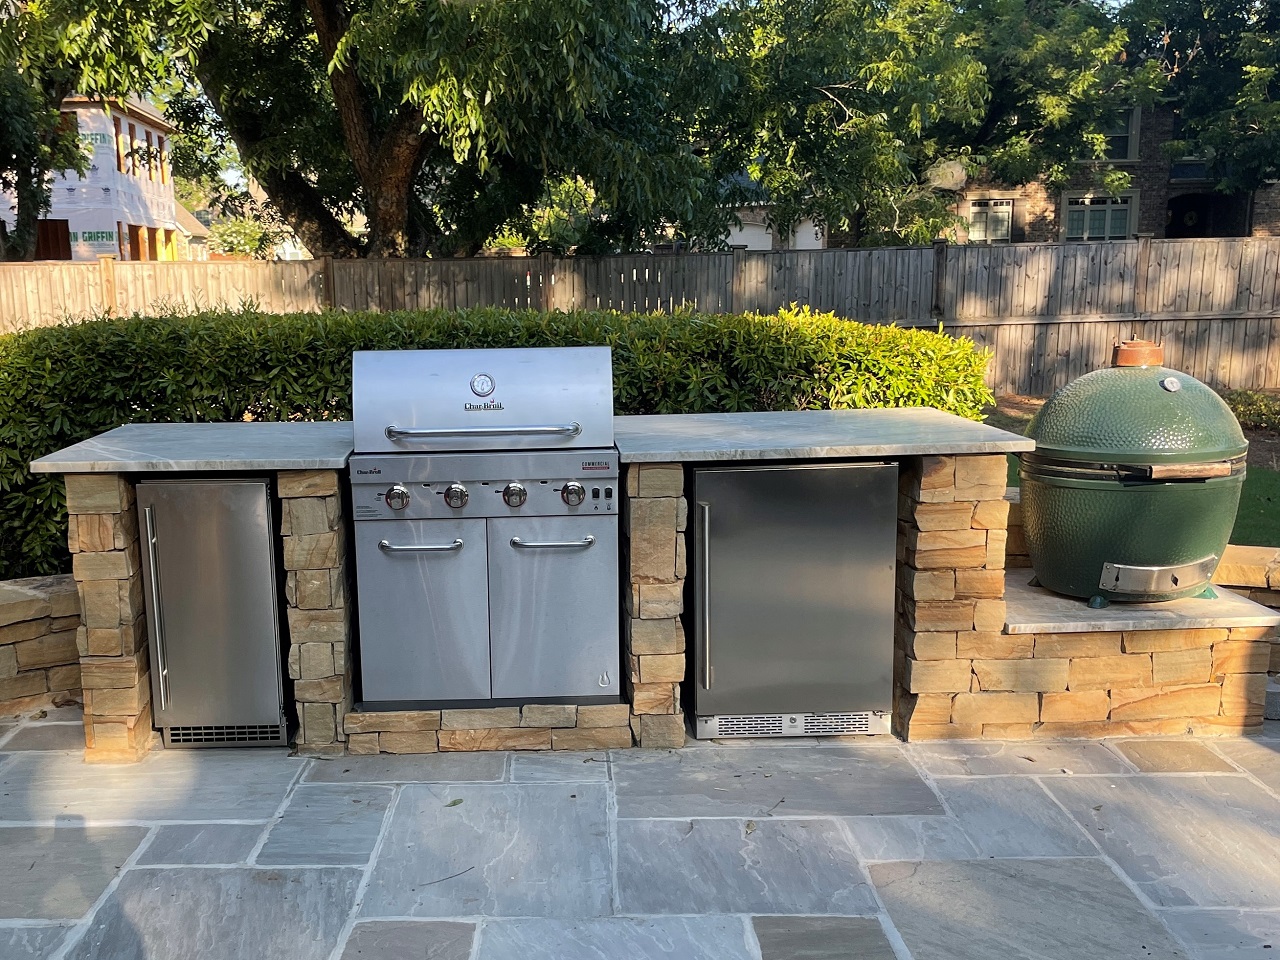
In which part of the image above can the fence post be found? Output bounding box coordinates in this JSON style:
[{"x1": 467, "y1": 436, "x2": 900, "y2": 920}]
[
  {"x1": 321, "y1": 256, "x2": 335, "y2": 310},
  {"x1": 538, "y1": 253, "x2": 553, "y2": 312},
  {"x1": 931, "y1": 240, "x2": 948, "y2": 320},
  {"x1": 730, "y1": 247, "x2": 748, "y2": 313},
  {"x1": 97, "y1": 255, "x2": 117, "y2": 316}
]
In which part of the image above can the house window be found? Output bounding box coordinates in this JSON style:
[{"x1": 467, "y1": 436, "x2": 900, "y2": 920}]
[
  {"x1": 1064, "y1": 193, "x2": 1136, "y2": 241},
  {"x1": 157, "y1": 136, "x2": 168, "y2": 184},
  {"x1": 969, "y1": 199, "x2": 1013, "y2": 242},
  {"x1": 128, "y1": 123, "x2": 137, "y2": 176},
  {"x1": 1103, "y1": 108, "x2": 1138, "y2": 162},
  {"x1": 114, "y1": 117, "x2": 124, "y2": 173},
  {"x1": 145, "y1": 131, "x2": 155, "y2": 180}
]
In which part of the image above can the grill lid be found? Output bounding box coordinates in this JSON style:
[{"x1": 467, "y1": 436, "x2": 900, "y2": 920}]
[
  {"x1": 1026, "y1": 344, "x2": 1246, "y2": 466},
  {"x1": 353, "y1": 347, "x2": 614, "y2": 453}
]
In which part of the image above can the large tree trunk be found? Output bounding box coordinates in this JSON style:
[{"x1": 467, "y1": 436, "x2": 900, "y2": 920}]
[{"x1": 365, "y1": 106, "x2": 428, "y2": 258}]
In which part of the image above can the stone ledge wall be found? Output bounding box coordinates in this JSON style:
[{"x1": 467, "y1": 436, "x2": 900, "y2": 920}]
[
  {"x1": 343, "y1": 704, "x2": 633, "y2": 754},
  {"x1": 0, "y1": 575, "x2": 81, "y2": 714},
  {"x1": 280, "y1": 470, "x2": 353, "y2": 758},
  {"x1": 65, "y1": 474, "x2": 152, "y2": 762}
]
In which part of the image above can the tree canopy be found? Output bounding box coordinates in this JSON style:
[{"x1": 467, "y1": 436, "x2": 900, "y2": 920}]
[{"x1": 4, "y1": 0, "x2": 1264, "y2": 257}]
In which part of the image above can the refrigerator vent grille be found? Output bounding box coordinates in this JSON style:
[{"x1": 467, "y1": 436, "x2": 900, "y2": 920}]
[
  {"x1": 165, "y1": 724, "x2": 286, "y2": 747},
  {"x1": 713, "y1": 715, "x2": 785, "y2": 737},
  {"x1": 804, "y1": 713, "x2": 871, "y2": 735}
]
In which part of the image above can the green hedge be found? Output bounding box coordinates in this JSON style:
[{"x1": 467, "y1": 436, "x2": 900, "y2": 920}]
[{"x1": 0, "y1": 305, "x2": 993, "y2": 576}]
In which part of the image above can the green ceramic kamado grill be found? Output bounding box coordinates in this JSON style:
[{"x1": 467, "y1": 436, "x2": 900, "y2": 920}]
[{"x1": 1020, "y1": 339, "x2": 1247, "y2": 604}]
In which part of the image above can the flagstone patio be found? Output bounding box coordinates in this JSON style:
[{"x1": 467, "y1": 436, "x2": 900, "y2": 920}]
[{"x1": 1, "y1": 706, "x2": 1278, "y2": 960}]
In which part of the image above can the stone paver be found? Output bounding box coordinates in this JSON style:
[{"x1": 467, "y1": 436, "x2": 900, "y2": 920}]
[
  {"x1": 612, "y1": 745, "x2": 940, "y2": 818},
  {"x1": 63, "y1": 867, "x2": 361, "y2": 960},
  {"x1": 361, "y1": 783, "x2": 612, "y2": 918},
  {"x1": 617, "y1": 818, "x2": 875, "y2": 915},
  {"x1": 303, "y1": 754, "x2": 506, "y2": 784},
  {"x1": 137, "y1": 825, "x2": 264, "y2": 866},
  {"x1": 1161, "y1": 909, "x2": 1280, "y2": 959},
  {"x1": 0, "y1": 827, "x2": 148, "y2": 920},
  {"x1": 1, "y1": 737, "x2": 1276, "y2": 958},
  {"x1": 339, "y1": 921, "x2": 474, "y2": 960},
  {"x1": 1048, "y1": 775, "x2": 1280, "y2": 907},
  {"x1": 475, "y1": 918, "x2": 756, "y2": 960},
  {"x1": 753, "y1": 916, "x2": 898, "y2": 960},
  {"x1": 0, "y1": 750, "x2": 302, "y2": 821},
  {"x1": 1111, "y1": 740, "x2": 1237, "y2": 773},
  {"x1": 935, "y1": 776, "x2": 1096, "y2": 857},
  {"x1": 0, "y1": 926, "x2": 69, "y2": 960},
  {"x1": 872, "y1": 858, "x2": 1189, "y2": 960},
  {"x1": 0, "y1": 724, "x2": 87, "y2": 752},
  {"x1": 907, "y1": 740, "x2": 1131, "y2": 776},
  {"x1": 845, "y1": 815, "x2": 979, "y2": 861},
  {"x1": 258, "y1": 784, "x2": 393, "y2": 866},
  {"x1": 509, "y1": 752, "x2": 610, "y2": 782}
]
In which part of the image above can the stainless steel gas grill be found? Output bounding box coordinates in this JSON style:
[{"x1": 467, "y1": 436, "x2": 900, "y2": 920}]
[{"x1": 349, "y1": 347, "x2": 620, "y2": 708}]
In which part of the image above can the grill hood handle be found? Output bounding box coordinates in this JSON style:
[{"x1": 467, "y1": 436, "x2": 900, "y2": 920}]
[
  {"x1": 385, "y1": 423, "x2": 582, "y2": 441},
  {"x1": 1146, "y1": 462, "x2": 1234, "y2": 480}
]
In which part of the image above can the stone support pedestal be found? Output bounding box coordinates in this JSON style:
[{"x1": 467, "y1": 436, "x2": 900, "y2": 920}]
[{"x1": 65, "y1": 474, "x2": 152, "y2": 762}]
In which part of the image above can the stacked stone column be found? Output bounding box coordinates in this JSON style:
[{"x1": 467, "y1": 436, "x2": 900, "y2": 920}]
[
  {"x1": 894, "y1": 454, "x2": 1011, "y2": 739},
  {"x1": 279, "y1": 470, "x2": 353, "y2": 757},
  {"x1": 65, "y1": 474, "x2": 152, "y2": 761},
  {"x1": 623, "y1": 463, "x2": 688, "y2": 748}
]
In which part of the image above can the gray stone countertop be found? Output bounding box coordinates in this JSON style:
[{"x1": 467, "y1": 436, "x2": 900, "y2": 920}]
[
  {"x1": 29, "y1": 421, "x2": 355, "y2": 474},
  {"x1": 613, "y1": 409, "x2": 1034, "y2": 463},
  {"x1": 1004, "y1": 574, "x2": 1280, "y2": 634}
]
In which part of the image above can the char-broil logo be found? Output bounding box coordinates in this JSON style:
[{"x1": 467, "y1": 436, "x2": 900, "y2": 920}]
[
  {"x1": 581, "y1": 460, "x2": 611, "y2": 471},
  {"x1": 355, "y1": 467, "x2": 382, "y2": 475},
  {"x1": 464, "y1": 400, "x2": 505, "y2": 411}
]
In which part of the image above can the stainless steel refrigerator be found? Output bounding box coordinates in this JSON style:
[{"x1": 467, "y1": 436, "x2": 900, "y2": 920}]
[
  {"x1": 691, "y1": 462, "x2": 898, "y2": 738},
  {"x1": 138, "y1": 479, "x2": 287, "y2": 746}
]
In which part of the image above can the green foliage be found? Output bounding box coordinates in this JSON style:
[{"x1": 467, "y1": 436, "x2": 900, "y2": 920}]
[
  {"x1": 0, "y1": 306, "x2": 992, "y2": 576},
  {"x1": 1221, "y1": 389, "x2": 1280, "y2": 431},
  {"x1": 208, "y1": 216, "x2": 282, "y2": 259}
]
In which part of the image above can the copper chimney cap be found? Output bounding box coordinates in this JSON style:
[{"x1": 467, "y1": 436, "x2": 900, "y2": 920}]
[{"x1": 1112, "y1": 339, "x2": 1164, "y2": 367}]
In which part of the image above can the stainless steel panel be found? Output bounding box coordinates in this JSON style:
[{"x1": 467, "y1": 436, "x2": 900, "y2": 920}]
[
  {"x1": 1100, "y1": 555, "x2": 1218, "y2": 594},
  {"x1": 487, "y1": 516, "x2": 620, "y2": 699},
  {"x1": 692, "y1": 463, "x2": 897, "y2": 717},
  {"x1": 137, "y1": 480, "x2": 283, "y2": 729},
  {"x1": 354, "y1": 518, "x2": 491, "y2": 702},
  {"x1": 352, "y1": 347, "x2": 614, "y2": 453},
  {"x1": 349, "y1": 451, "x2": 620, "y2": 521}
]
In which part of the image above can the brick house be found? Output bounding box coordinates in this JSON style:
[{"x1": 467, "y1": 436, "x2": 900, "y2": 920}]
[{"x1": 954, "y1": 106, "x2": 1280, "y2": 243}]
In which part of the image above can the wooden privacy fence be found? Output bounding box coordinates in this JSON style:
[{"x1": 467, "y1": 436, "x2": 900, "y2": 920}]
[{"x1": 3, "y1": 237, "x2": 1280, "y2": 396}]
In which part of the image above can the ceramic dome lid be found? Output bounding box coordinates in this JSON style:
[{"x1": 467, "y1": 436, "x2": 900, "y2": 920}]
[{"x1": 1026, "y1": 353, "x2": 1246, "y2": 465}]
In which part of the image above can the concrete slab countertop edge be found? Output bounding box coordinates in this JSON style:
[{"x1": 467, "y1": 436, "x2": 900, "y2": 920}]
[
  {"x1": 1003, "y1": 575, "x2": 1280, "y2": 633},
  {"x1": 31, "y1": 408, "x2": 1033, "y2": 473}
]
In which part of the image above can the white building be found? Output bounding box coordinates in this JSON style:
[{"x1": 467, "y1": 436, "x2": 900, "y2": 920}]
[
  {"x1": 727, "y1": 205, "x2": 826, "y2": 251},
  {"x1": 3, "y1": 97, "x2": 186, "y2": 261}
]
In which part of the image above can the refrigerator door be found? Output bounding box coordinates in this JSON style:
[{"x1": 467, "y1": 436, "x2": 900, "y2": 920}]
[
  {"x1": 487, "y1": 516, "x2": 620, "y2": 699},
  {"x1": 354, "y1": 518, "x2": 491, "y2": 703},
  {"x1": 138, "y1": 480, "x2": 283, "y2": 728},
  {"x1": 693, "y1": 463, "x2": 898, "y2": 717}
]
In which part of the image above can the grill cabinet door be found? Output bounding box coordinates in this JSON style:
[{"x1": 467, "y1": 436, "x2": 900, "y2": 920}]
[
  {"x1": 354, "y1": 518, "x2": 491, "y2": 702},
  {"x1": 487, "y1": 516, "x2": 620, "y2": 699}
]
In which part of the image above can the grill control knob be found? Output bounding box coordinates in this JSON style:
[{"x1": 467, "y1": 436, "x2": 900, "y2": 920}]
[
  {"x1": 443, "y1": 483, "x2": 469, "y2": 508},
  {"x1": 561, "y1": 481, "x2": 587, "y2": 506},
  {"x1": 502, "y1": 482, "x2": 528, "y2": 508},
  {"x1": 385, "y1": 484, "x2": 411, "y2": 510}
]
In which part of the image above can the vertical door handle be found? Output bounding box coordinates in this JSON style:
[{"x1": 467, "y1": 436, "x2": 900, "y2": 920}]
[
  {"x1": 143, "y1": 505, "x2": 170, "y2": 711},
  {"x1": 697, "y1": 501, "x2": 712, "y2": 690}
]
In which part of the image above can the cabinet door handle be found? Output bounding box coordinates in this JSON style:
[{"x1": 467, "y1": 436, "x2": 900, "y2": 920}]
[
  {"x1": 378, "y1": 539, "x2": 464, "y2": 553},
  {"x1": 697, "y1": 501, "x2": 712, "y2": 690},
  {"x1": 143, "y1": 505, "x2": 170, "y2": 711},
  {"x1": 509, "y1": 536, "x2": 595, "y2": 549}
]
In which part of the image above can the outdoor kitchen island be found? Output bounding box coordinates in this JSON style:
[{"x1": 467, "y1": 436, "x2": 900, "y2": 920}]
[{"x1": 30, "y1": 407, "x2": 1276, "y2": 760}]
